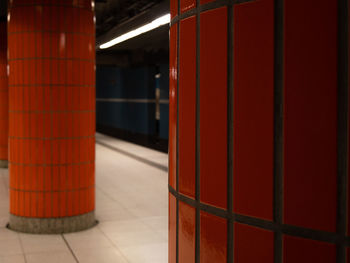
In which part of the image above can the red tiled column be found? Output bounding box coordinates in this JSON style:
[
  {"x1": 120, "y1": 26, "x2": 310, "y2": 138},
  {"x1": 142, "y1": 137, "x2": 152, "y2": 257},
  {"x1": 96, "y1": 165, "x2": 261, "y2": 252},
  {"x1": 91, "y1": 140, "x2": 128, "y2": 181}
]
[
  {"x1": 8, "y1": 0, "x2": 96, "y2": 233},
  {"x1": 0, "y1": 21, "x2": 8, "y2": 168},
  {"x1": 169, "y1": 0, "x2": 348, "y2": 262}
]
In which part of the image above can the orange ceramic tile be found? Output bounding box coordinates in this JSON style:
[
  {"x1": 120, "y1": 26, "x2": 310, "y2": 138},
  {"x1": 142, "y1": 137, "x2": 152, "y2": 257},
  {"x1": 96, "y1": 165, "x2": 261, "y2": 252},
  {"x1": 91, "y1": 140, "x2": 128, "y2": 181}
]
[
  {"x1": 283, "y1": 0, "x2": 337, "y2": 232},
  {"x1": 8, "y1": 1, "x2": 95, "y2": 219},
  {"x1": 30, "y1": 193, "x2": 37, "y2": 217},
  {"x1": 179, "y1": 16, "x2": 196, "y2": 198},
  {"x1": 200, "y1": 0, "x2": 215, "y2": 5},
  {"x1": 200, "y1": 211, "x2": 227, "y2": 263},
  {"x1": 283, "y1": 236, "x2": 336, "y2": 263},
  {"x1": 180, "y1": 0, "x2": 195, "y2": 13},
  {"x1": 179, "y1": 201, "x2": 195, "y2": 263},
  {"x1": 169, "y1": 25, "x2": 177, "y2": 189},
  {"x1": 52, "y1": 192, "x2": 60, "y2": 217},
  {"x1": 199, "y1": 7, "x2": 227, "y2": 209},
  {"x1": 59, "y1": 192, "x2": 67, "y2": 217},
  {"x1": 234, "y1": 223, "x2": 274, "y2": 263},
  {"x1": 233, "y1": 0, "x2": 274, "y2": 221}
]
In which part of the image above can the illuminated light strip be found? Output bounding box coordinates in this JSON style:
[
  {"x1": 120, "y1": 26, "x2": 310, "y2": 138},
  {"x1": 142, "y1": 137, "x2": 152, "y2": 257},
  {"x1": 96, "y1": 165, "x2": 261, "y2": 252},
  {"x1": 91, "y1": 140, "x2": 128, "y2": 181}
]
[{"x1": 99, "y1": 14, "x2": 170, "y2": 49}]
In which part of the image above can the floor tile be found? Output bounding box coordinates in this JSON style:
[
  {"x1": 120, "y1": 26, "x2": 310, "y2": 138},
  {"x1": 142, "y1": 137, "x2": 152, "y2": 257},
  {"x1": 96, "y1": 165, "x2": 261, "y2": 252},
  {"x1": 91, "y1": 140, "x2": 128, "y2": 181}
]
[
  {"x1": 120, "y1": 243, "x2": 168, "y2": 263},
  {"x1": 63, "y1": 227, "x2": 113, "y2": 251},
  {"x1": 26, "y1": 251, "x2": 76, "y2": 263},
  {"x1": 19, "y1": 234, "x2": 69, "y2": 254},
  {"x1": 0, "y1": 255, "x2": 26, "y2": 263},
  {"x1": 74, "y1": 247, "x2": 128, "y2": 263},
  {"x1": 0, "y1": 238, "x2": 23, "y2": 257}
]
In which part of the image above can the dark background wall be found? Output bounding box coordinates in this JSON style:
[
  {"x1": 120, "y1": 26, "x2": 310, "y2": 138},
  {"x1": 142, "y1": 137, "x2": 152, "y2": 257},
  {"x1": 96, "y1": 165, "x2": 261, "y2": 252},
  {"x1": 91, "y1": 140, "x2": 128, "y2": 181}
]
[{"x1": 96, "y1": 64, "x2": 169, "y2": 152}]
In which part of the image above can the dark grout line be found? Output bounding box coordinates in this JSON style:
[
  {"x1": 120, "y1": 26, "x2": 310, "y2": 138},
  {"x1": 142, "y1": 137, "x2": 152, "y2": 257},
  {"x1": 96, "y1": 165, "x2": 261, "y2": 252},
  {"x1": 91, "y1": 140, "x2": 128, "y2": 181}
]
[
  {"x1": 62, "y1": 234, "x2": 79, "y2": 263},
  {"x1": 17, "y1": 234, "x2": 28, "y2": 263},
  {"x1": 96, "y1": 140, "x2": 168, "y2": 172}
]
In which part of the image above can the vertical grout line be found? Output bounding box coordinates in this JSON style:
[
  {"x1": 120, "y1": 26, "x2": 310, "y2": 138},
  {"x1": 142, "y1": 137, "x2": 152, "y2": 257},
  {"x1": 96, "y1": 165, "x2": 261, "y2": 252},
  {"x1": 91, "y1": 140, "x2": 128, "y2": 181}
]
[
  {"x1": 71, "y1": 7, "x2": 76, "y2": 218},
  {"x1": 20, "y1": 4, "x2": 25, "y2": 219},
  {"x1": 50, "y1": 4, "x2": 54, "y2": 219},
  {"x1": 227, "y1": 2, "x2": 234, "y2": 263},
  {"x1": 195, "y1": 1, "x2": 201, "y2": 263},
  {"x1": 57, "y1": 4, "x2": 61, "y2": 220},
  {"x1": 273, "y1": 0, "x2": 284, "y2": 262},
  {"x1": 26, "y1": 3, "x2": 33, "y2": 220},
  {"x1": 337, "y1": 0, "x2": 348, "y2": 262},
  {"x1": 175, "y1": 0, "x2": 180, "y2": 263},
  {"x1": 42, "y1": 1, "x2": 46, "y2": 227},
  {"x1": 65, "y1": 5, "x2": 69, "y2": 219},
  {"x1": 34, "y1": 0, "x2": 39, "y2": 219}
]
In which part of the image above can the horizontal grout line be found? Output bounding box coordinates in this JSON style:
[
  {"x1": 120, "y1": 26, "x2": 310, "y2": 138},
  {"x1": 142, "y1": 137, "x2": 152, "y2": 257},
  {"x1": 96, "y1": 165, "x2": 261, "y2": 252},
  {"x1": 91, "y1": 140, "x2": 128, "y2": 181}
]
[
  {"x1": 169, "y1": 186, "x2": 350, "y2": 246},
  {"x1": 9, "y1": 110, "x2": 95, "y2": 114},
  {"x1": 9, "y1": 57, "x2": 94, "y2": 62},
  {"x1": 9, "y1": 31, "x2": 93, "y2": 36},
  {"x1": 170, "y1": 0, "x2": 254, "y2": 26},
  {"x1": 9, "y1": 84, "x2": 95, "y2": 87},
  {"x1": 96, "y1": 98, "x2": 169, "y2": 104},
  {"x1": 9, "y1": 161, "x2": 94, "y2": 167},
  {"x1": 9, "y1": 185, "x2": 95, "y2": 193},
  {"x1": 9, "y1": 136, "x2": 95, "y2": 140},
  {"x1": 9, "y1": 211, "x2": 95, "y2": 221},
  {"x1": 96, "y1": 140, "x2": 168, "y2": 172},
  {"x1": 11, "y1": 3, "x2": 93, "y2": 10}
]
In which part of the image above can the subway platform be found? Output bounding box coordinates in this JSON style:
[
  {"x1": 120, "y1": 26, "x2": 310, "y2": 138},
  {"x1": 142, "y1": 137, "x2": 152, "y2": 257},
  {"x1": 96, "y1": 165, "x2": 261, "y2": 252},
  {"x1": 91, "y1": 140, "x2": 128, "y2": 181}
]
[{"x1": 0, "y1": 133, "x2": 168, "y2": 263}]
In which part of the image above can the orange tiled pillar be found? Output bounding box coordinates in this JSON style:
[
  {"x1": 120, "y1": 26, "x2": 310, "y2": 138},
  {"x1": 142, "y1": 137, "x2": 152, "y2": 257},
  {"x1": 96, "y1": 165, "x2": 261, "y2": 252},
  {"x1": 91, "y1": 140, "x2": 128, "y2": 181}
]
[
  {"x1": 8, "y1": 0, "x2": 96, "y2": 233},
  {"x1": 0, "y1": 21, "x2": 8, "y2": 168},
  {"x1": 169, "y1": 0, "x2": 349, "y2": 262}
]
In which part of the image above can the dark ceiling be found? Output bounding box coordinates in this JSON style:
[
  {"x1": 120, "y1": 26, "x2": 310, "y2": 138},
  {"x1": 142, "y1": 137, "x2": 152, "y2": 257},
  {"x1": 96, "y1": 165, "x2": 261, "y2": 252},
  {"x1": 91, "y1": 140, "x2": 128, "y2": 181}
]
[
  {"x1": 0, "y1": 0, "x2": 6, "y2": 18},
  {"x1": 1, "y1": 0, "x2": 170, "y2": 66},
  {"x1": 95, "y1": 0, "x2": 164, "y2": 38},
  {"x1": 95, "y1": 0, "x2": 170, "y2": 66}
]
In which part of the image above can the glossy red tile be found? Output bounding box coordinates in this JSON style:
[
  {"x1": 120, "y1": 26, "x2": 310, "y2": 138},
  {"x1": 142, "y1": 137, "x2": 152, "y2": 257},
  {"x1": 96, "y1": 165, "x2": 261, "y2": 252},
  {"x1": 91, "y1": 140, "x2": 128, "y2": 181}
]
[
  {"x1": 283, "y1": 0, "x2": 337, "y2": 232},
  {"x1": 181, "y1": 0, "x2": 195, "y2": 13},
  {"x1": 200, "y1": 211, "x2": 227, "y2": 263},
  {"x1": 200, "y1": 0, "x2": 216, "y2": 5},
  {"x1": 284, "y1": 235, "x2": 336, "y2": 263},
  {"x1": 179, "y1": 16, "x2": 196, "y2": 198},
  {"x1": 200, "y1": 7, "x2": 227, "y2": 209},
  {"x1": 234, "y1": 223, "x2": 274, "y2": 263},
  {"x1": 179, "y1": 201, "x2": 195, "y2": 263},
  {"x1": 169, "y1": 25, "x2": 178, "y2": 189},
  {"x1": 233, "y1": 0, "x2": 274, "y2": 221},
  {"x1": 170, "y1": 0, "x2": 178, "y2": 19}
]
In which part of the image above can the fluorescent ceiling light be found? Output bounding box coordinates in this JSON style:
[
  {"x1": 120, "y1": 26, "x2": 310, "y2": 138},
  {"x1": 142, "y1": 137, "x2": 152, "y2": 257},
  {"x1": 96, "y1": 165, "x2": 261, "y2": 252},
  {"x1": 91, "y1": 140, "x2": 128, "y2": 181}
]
[{"x1": 99, "y1": 13, "x2": 170, "y2": 49}]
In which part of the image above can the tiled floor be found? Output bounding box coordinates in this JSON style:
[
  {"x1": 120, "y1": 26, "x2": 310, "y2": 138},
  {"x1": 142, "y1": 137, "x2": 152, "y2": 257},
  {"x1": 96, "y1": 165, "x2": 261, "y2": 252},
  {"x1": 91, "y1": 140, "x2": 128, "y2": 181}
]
[{"x1": 0, "y1": 133, "x2": 169, "y2": 263}]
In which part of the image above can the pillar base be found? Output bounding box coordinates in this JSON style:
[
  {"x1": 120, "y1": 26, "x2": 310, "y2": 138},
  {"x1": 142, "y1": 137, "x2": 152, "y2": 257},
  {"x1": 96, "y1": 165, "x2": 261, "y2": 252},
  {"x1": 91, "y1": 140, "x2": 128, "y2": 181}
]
[
  {"x1": 8, "y1": 211, "x2": 96, "y2": 234},
  {"x1": 0, "y1": 160, "x2": 8, "y2": 168}
]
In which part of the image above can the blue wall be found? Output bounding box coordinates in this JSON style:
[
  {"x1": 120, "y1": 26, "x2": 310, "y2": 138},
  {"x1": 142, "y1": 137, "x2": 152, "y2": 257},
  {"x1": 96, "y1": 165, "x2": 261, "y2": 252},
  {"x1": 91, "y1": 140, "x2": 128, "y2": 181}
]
[{"x1": 96, "y1": 65, "x2": 169, "y2": 140}]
